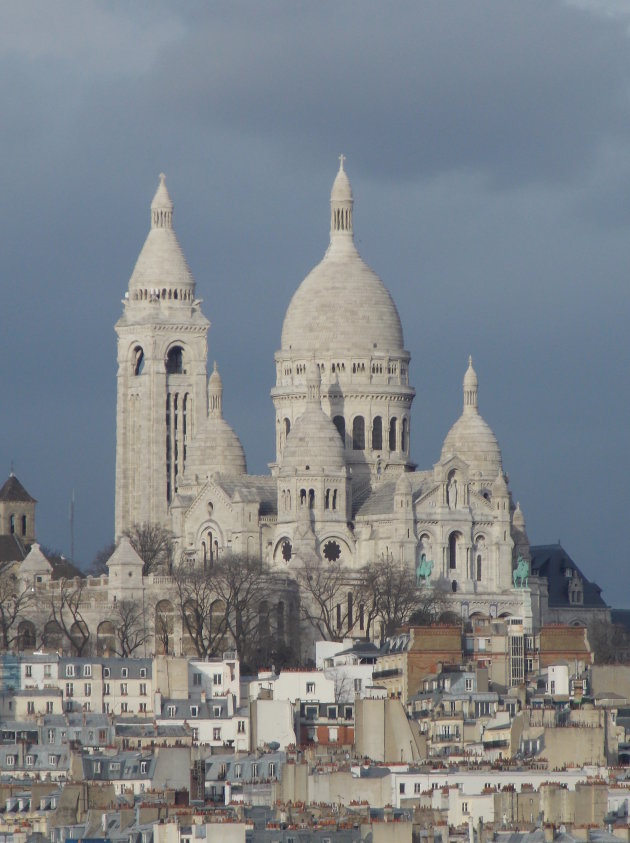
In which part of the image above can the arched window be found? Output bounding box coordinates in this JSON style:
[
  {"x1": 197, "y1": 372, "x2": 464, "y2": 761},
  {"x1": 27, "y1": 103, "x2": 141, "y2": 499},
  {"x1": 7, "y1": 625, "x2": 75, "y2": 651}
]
[
  {"x1": 402, "y1": 418, "x2": 409, "y2": 453},
  {"x1": 352, "y1": 416, "x2": 365, "y2": 450},
  {"x1": 389, "y1": 417, "x2": 397, "y2": 451},
  {"x1": 332, "y1": 489, "x2": 338, "y2": 510},
  {"x1": 325, "y1": 489, "x2": 330, "y2": 510},
  {"x1": 133, "y1": 346, "x2": 144, "y2": 375},
  {"x1": 449, "y1": 532, "x2": 461, "y2": 570},
  {"x1": 21, "y1": 515, "x2": 27, "y2": 536},
  {"x1": 347, "y1": 592, "x2": 353, "y2": 628},
  {"x1": 9, "y1": 515, "x2": 15, "y2": 535},
  {"x1": 284, "y1": 418, "x2": 291, "y2": 439},
  {"x1": 333, "y1": 415, "x2": 345, "y2": 445},
  {"x1": 308, "y1": 489, "x2": 315, "y2": 509},
  {"x1": 165, "y1": 346, "x2": 184, "y2": 374},
  {"x1": 300, "y1": 489, "x2": 307, "y2": 507},
  {"x1": 372, "y1": 416, "x2": 383, "y2": 451},
  {"x1": 476, "y1": 555, "x2": 482, "y2": 582}
]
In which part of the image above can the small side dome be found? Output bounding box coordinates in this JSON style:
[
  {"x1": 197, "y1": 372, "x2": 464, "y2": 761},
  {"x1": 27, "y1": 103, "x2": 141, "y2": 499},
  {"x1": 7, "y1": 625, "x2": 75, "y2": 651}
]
[
  {"x1": 513, "y1": 502, "x2": 526, "y2": 528},
  {"x1": 184, "y1": 417, "x2": 247, "y2": 477},
  {"x1": 282, "y1": 364, "x2": 345, "y2": 472},
  {"x1": 441, "y1": 358, "x2": 502, "y2": 478}
]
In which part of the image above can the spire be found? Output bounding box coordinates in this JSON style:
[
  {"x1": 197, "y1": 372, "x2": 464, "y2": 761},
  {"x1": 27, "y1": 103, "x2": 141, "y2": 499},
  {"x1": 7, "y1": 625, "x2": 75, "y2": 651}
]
[
  {"x1": 208, "y1": 361, "x2": 223, "y2": 417},
  {"x1": 151, "y1": 173, "x2": 174, "y2": 230},
  {"x1": 463, "y1": 355, "x2": 478, "y2": 413},
  {"x1": 330, "y1": 154, "x2": 354, "y2": 242}
]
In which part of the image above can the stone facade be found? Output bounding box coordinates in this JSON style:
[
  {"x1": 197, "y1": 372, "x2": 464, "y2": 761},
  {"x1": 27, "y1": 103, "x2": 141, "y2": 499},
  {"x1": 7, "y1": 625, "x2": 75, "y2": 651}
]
[{"x1": 7, "y1": 160, "x2": 610, "y2": 655}]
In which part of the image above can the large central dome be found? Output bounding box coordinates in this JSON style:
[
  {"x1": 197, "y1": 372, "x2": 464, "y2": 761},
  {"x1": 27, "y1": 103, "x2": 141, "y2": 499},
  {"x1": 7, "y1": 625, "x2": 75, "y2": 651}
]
[{"x1": 280, "y1": 159, "x2": 404, "y2": 354}]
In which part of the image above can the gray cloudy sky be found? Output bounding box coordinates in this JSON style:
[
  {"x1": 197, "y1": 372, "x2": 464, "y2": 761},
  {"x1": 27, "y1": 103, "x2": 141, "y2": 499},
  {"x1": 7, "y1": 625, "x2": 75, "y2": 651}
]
[{"x1": 2, "y1": 0, "x2": 629, "y2": 604}]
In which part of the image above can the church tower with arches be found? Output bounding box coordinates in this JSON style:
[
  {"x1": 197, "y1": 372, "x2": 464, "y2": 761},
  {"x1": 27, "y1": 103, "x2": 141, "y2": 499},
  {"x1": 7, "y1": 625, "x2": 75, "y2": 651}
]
[{"x1": 114, "y1": 174, "x2": 211, "y2": 537}]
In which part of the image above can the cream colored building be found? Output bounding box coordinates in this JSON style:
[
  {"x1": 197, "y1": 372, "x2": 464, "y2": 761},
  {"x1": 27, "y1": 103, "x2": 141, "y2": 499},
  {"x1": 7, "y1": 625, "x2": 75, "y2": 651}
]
[{"x1": 10, "y1": 160, "x2": 607, "y2": 655}]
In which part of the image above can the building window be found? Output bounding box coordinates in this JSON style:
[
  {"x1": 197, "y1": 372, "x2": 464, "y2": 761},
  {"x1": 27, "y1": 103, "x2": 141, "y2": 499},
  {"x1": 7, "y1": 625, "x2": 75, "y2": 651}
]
[
  {"x1": 238, "y1": 720, "x2": 246, "y2": 733},
  {"x1": 25, "y1": 665, "x2": 32, "y2": 677},
  {"x1": 121, "y1": 702, "x2": 128, "y2": 713},
  {"x1": 399, "y1": 782, "x2": 406, "y2": 794},
  {"x1": 104, "y1": 683, "x2": 110, "y2": 695},
  {"x1": 84, "y1": 683, "x2": 91, "y2": 696},
  {"x1": 251, "y1": 762, "x2": 259, "y2": 777},
  {"x1": 213, "y1": 673, "x2": 222, "y2": 685},
  {"x1": 213, "y1": 727, "x2": 221, "y2": 741},
  {"x1": 27, "y1": 701, "x2": 35, "y2": 714},
  {"x1": 66, "y1": 665, "x2": 74, "y2": 677},
  {"x1": 167, "y1": 705, "x2": 176, "y2": 717},
  {"x1": 352, "y1": 416, "x2": 365, "y2": 450},
  {"x1": 139, "y1": 702, "x2": 147, "y2": 713},
  {"x1": 269, "y1": 762, "x2": 276, "y2": 777},
  {"x1": 140, "y1": 761, "x2": 147, "y2": 774},
  {"x1": 26, "y1": 755, "x2": 34, "y2": 766},
  {"x1": 140, "y1": 668, "x2": 147, "y2": 678},
  {"x1": 44, "y1": 664, "x2": 51, "y2": 678},
  {"x1": 49, "y1": 755, "x2": 57, "y2": 766},
  {"x1": 372, "y1": 416, "x2": 383, "y2": 450},
  {"x1": 47, "y1": 729, "x2": 55, "y2": 742},
  {"x1": 6, "y1": 755, "x2": 15, "y2": 766},
  {"x1": 46, "y1": 701, "x2": 54, "y2": 714},
  {"x1": 190, "y1": 705, "x2": 198, "y2": 718},
  {"x1": 193, "y1": 672, "x2": 202, "y2": 686},
  {"x1": 139, "y1": 683, "x2": 147, "y2": 696},
  {"x1": 103, "y1": 667, "x2": 110, "y2": 678},
  {"x1": 234, "y1": 764, "x2": 242, "y2": 778},
  {"x1": 306, "y1": 682, "x2": 315, "y2": 694},
  {"x1": 121, "y1": 667, "x2": 128, "y2": 678},
  {"x1": 83, "y1": 664, "x2": 92, "y2": 677},
  {"x1": 120, "y1": 683, "x2": 128, "y2": 695},
  {"x1": 389, "y1": 417, "x2": 397, "y2": 451},
  {"x1": 465, "y1": 678, "x2": 473, "y2": 691},
  {"x1": 65, "y1": 683, "x2": 74, "y2": 697}
]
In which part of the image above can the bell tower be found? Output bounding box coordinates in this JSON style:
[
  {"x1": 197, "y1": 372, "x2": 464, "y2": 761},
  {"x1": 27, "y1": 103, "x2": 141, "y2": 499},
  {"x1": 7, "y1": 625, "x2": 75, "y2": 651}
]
[{"x1": 114, "y1": 175, "x2": 210, "y2": 539}]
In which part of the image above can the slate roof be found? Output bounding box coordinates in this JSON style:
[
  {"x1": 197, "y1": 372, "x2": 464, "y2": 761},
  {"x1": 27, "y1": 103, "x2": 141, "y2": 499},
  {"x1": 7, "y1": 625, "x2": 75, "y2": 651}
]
[
  {"x1": 214, "y1": 474, "x2": 278, "y2": 517},
  {"x1": 0, "y1": 535, "x2": 29, "y2": 563},
  {"x1": 0, "y1": 475, "x2": 36, "y2": 503},
  {"x1": 353, "y1": 472, "x2": 429, "y2": 518},
  {"x1": 530, "y1": 543, "x2": 607, "y2": 608}
]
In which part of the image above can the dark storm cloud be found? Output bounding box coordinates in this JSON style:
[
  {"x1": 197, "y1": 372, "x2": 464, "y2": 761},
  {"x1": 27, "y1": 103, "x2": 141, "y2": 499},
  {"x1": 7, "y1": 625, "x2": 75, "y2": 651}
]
[
  {"x1": 1, "y1": 0, "x2": 630, "y2": 607},
  {"x1": 132, "y1": 1, "x2": 630, "y2": 186}
]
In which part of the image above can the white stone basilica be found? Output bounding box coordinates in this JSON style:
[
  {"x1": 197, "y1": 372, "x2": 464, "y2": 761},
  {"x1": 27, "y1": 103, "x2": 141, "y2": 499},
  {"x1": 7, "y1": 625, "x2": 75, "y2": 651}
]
[{"x1": 113, "y1": 160, "x2": 544, "y2": 633}]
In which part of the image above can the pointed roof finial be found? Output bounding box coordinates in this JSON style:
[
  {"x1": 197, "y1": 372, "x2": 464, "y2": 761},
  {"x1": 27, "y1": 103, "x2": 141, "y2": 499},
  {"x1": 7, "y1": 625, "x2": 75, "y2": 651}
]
[
  {"x1": 463, "y1": 356, "x2": 478, "y2": 412},
  {"x1": 330, "y1": 155, "x2": 353, "y2": 240},
  {"x1": 151, "y1": 173, "x2": 173, "y2": 230}
]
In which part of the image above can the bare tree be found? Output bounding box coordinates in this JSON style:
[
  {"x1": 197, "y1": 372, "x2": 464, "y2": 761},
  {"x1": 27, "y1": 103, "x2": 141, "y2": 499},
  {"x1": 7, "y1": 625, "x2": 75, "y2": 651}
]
[
  {"x1": 589, "y1": 617, "x2": 630, "y2": 664},
  {"x1": 49, "y1": 578, "x2": 91, "y2": 655},
  {"x1": 123, "y1": 522, "x2": 173, "y2": 576},
  {"x1": 172, "y1": 559, "x2": 229, "y2": 658},
  {"x1": 0, "y1": 562, "x2": 36, "y2": 650},
  {"x1": 112, "y1": 599, "x2": 151, "y2": 657},
  {"x1": 408, "y1": 582, "x2": 453, "y2": 627},
  {"x1": 361, "y1": 554, "x2": 423, "y2": 637},
  {"x1": 213, "y1": 554, "x2": 273, "y2": 671},
  {"x1": 296, "y1": 555, "x2": 358, "y2": 642}
]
